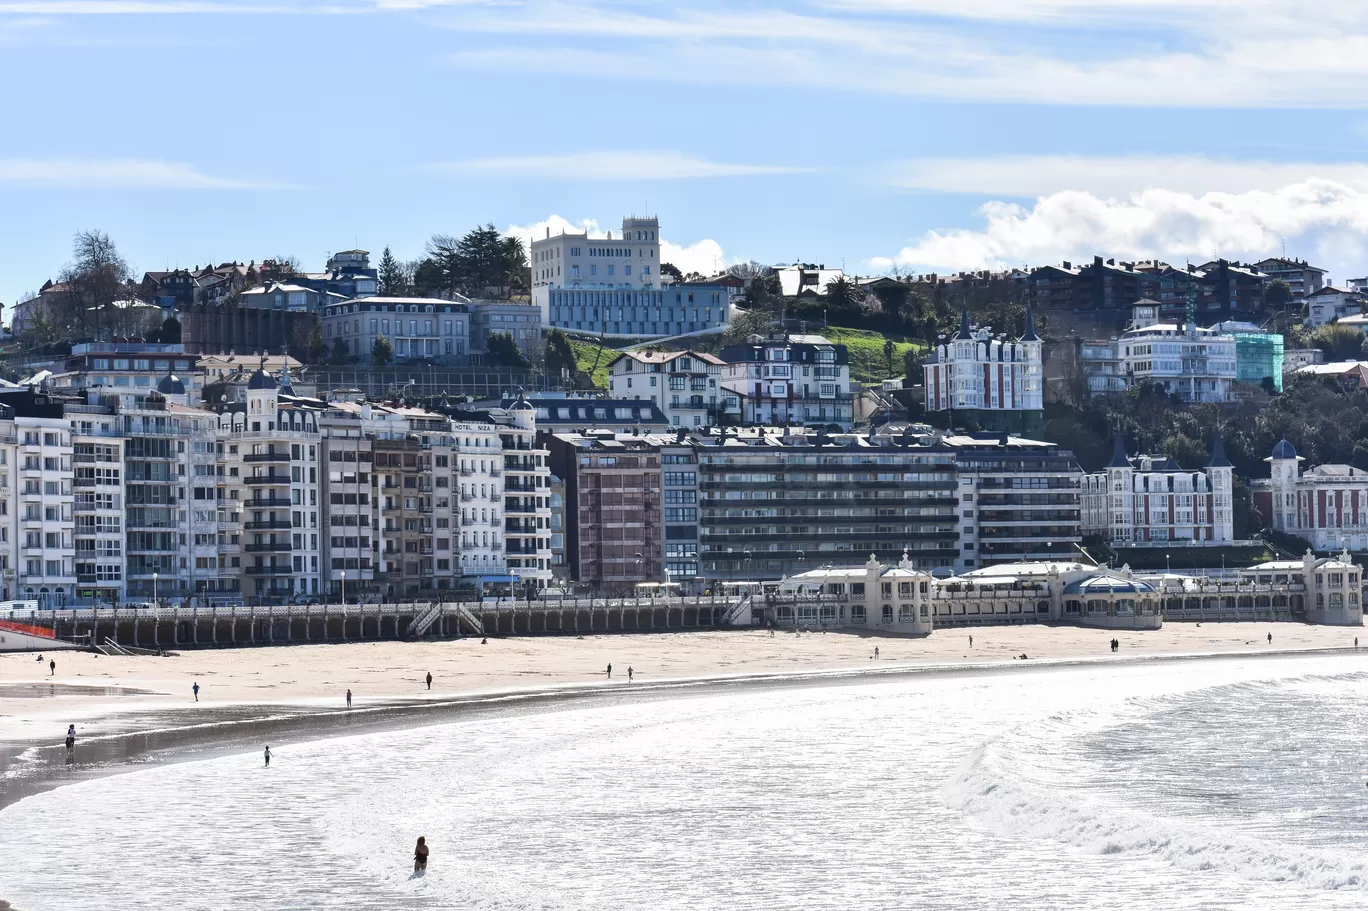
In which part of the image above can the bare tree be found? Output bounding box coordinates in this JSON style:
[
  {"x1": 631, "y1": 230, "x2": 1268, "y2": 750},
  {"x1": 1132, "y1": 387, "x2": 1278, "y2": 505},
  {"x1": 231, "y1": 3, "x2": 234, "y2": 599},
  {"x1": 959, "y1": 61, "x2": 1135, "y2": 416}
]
[{"x1": 53, "y1": 230, "x2": 134, "y2": 340}]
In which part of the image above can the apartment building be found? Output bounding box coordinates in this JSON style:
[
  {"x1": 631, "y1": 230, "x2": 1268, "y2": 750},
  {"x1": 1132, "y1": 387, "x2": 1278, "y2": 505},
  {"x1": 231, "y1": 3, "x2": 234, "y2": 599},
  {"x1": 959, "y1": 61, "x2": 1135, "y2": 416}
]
[
  {"x1": 71, "y1": 410, "x2": 125, "y2": 606},
  {"x1": 548, "y1": 430, "x2": 663, "y2": 592},
  {"x1": 695, "y1": 426, "x2": 960, "y2": 581},
  {"x1": 1253, "y1": 257, "x2": 1326, "y2": 299},
  {"x1": 719, "y1": 334, "x2": 854, "y2": 429},
  {"x1": 491, "y1": 398, "x2": 552, "y2": 590},
  {"x1": 15, "y1": 409, "x2": 76, "y2": 607},
  {"x1": 944, "y1": 434, "x2": 1083, "y2": 569},
  {"x1": 547, "y1": 284, "x2": 731, "y2": 339},
  {"x1": 532, "y1": 215, "x2": 662, "y2": 322},
  {"x1": 923, "y1": 305, "x2": 1043, "y2": 435},
  {"x1": 1029, "y1": 256, "x2": 1266, "y2": 319},
  {"x1": 1080, "y1": 303, "x2": 1239, "y2": 403},
  {"x1": 1081, "y1": 436, "x2": 1234, "y2": 546},
  {"x1": 321, "y1": 296, "x2": 471, "y2": 363},
  {"x1": 607, "y1": 350, "x2": 726, "y2": 428},
  {"x1": 318, "y1": 407, "x2": 376, "y2": 601}
]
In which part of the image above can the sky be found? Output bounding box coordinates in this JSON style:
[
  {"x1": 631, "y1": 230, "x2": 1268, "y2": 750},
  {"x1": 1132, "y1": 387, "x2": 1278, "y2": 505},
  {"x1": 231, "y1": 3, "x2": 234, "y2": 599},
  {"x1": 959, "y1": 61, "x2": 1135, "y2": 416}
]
[{"x1": 4, "y1": 0, "x2": 1368, "y2": 307}]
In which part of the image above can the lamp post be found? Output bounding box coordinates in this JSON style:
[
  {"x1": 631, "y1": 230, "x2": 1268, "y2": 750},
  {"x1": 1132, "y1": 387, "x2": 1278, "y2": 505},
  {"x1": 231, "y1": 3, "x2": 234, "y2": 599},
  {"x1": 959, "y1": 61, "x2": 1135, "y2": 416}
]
[
  {"x1": 341, "y1": 570, "x2": 346, "y2": 606},
  {"x1": 1166, "y1": 553, "x2": 1171, "y2": 574},
  {"x1": 152, "y1": 571, "x2": 158, "y2": 608},
  {"x1": 633, "y1": 552, "x2": 643, "y2": 601}
]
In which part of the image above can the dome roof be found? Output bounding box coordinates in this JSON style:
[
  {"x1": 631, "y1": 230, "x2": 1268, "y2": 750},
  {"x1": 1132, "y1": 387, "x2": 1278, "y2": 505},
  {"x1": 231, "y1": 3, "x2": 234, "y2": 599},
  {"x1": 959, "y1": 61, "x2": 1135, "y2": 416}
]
[
  {"x1": 1063, "y1": 574, "x2": 1156, "y2": 595},
  {"x1": 1271, "y1": 439, "x2": 1298, "y2": 460},
  {"x1": 156, "y1": 373, "x2": 185, "y2": 395},
  {"x1": 509, "y1": 396, "x2": 534, "y2": 412},
  {"x1": 247, "y1": 368, "x2": 277, "y2": 391}
]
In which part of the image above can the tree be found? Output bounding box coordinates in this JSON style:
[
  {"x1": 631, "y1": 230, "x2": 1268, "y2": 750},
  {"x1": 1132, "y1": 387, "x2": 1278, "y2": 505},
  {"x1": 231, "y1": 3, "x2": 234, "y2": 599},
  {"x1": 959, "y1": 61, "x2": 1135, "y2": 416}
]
[
  {"x1": 1264, "y1": 278, "x2": 1293, "y2": 311},
  {"x1": 53, "y1": 229, "x2": 134, "y2": 339},
  {"x1": 371, "y1": 333, "x2": 394, "y2": 366},
  {"x1": 902, "y1": 346, "x2": 924, "y2": 383},
  {"x1": 871, "y1": 280, "x2": 911, "y2": 317},
  {"x1": 722, "y1": 308, "x2": 775, "y2": 345},
  {"x1": 545, "y1": 329, "x2": 578, "y2": 384},
  {"x1": 261, "y1": 255, "x2": 299, "y2": 282},
  {"x1": 378, "y1": 246, "x2": 406, "y2": 296},
  {"x1": 485, "y1": 331, "x2": 530, "y2": 369},
  {"x1": 156, "y1": 316, "x2": 181, "y2": 344},
  {"x1": 726, "y1": 261, "x2": 767, "y2": 281},
  {"x1": 660, "y1": 263, "x2": 684, "y2": 284},
  {"x1": 425, "y1": 225, "x2": 528, "y2": 299},
  {"x1": 744, "y1": 272, "x2": 782, "y2": 310},
  {"x1": 823, "y1": 276, "x2": 866, "y2": 312},
  {"x1": 331, "y1": 337, "x2": 350, "y2": 364},
  {"x1": 306, "y1": 322, "x2": 326, "y2": 363},
  {"x1": 1310, "y1": 323, "x2": 1365, "y2": 361},
  {"x1": 883, "y1": 338, "x2": 896, "y2": 377}
]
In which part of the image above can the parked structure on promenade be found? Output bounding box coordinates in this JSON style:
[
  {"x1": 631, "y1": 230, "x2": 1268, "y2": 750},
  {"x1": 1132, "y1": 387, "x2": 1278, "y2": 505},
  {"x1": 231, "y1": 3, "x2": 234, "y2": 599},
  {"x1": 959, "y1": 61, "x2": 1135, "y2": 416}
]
[
  {"x1": 922, "y1": 304, "x2": 1044, "y2": 435},
  {"x1": 1081, "y1": 435, "x2": 1235, "y2": 546}
]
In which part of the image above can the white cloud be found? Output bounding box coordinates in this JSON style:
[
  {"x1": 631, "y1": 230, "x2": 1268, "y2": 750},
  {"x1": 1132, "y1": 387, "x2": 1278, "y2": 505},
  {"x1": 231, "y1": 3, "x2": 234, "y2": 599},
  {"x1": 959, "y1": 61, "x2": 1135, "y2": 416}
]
[
  {"x1": 441, "y1": 151, "x2": 810, "y2": 181},
  {"x1": 886, "y1": 156, "x2": 1368, "y2": 198},
  {"x1": 870, "y1": 179, "x2": 1368, "y2": 279},
  {"x1": 505, "y1": 214, "x2": 729, "y2": 277},
  {"x1": 0, "y1": 158, "x2": 279, "y2": 189}
]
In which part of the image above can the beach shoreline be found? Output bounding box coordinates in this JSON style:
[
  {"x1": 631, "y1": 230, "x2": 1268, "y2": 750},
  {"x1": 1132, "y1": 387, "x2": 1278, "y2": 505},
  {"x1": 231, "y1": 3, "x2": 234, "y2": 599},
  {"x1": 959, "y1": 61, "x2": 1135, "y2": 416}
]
[{"x1": 2, "y1": 623, "x2": 1365, "y2": 816}]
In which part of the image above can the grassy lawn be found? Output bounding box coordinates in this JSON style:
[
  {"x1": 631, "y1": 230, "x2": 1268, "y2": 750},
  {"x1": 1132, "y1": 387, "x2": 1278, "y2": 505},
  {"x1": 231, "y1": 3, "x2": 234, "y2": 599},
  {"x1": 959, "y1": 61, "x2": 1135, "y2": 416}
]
[
  {"x1": 567, "y1": 338, "x2": 617, "y2": 388},
  {"x1": 817, "y1": 326, "x2": 925, "y2": 384}
]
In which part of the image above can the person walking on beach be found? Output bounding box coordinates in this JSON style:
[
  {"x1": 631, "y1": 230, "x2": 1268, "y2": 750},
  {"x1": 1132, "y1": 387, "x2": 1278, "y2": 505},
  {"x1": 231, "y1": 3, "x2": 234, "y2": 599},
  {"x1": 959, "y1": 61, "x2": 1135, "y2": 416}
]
[
  {"x1": 968, "y1": 635, "x2": 973, "y2": 648},
  {"x1": 49, "y1": 658, "x2": 55, "y2": 677},
  {"x1": 263, "y1": 745, "x2": 272, "y2": 768},
  {"x1": 414, "y1": 836, "x2": 429, "y2": 874},
  {"x1": 874, "y1": 646, "x2": 880, "y2": 659},
  {"x1": 425, "y1": 672, "x2": 432, "y2": 691},
  {"x1": 1267, "y1": 632, "x2": 1273, "y2": 645},
  {"x1": 606, "y1": 663, "x2": 612, "y2": 679},
  {"x1": 628, "y1": 666, "x2": 634, "y2": 683},
  {"x1": 192, "y1": 681, "x2": 200, "y2": 702},
  {"x1": 346, "y1": 689, "x2": 352, "y2": 709},
  {"x1": 65, "y1": 724, "x2": 75, "y2": 753}
]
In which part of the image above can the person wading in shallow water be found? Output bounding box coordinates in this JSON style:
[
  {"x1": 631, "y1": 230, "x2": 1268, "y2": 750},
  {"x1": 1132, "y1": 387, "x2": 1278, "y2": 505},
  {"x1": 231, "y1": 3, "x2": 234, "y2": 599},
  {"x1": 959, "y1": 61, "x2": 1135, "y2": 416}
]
[{"x1": 414, "y1": 836, "x2": 429, "y2": 874}]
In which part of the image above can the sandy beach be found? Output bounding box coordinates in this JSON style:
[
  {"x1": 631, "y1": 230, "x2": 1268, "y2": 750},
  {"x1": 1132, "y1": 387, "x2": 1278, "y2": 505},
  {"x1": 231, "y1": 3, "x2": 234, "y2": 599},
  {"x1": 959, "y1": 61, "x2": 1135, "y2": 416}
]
[{"x1": 2, "y1": 622, "x2": 1362, "y2": 738}]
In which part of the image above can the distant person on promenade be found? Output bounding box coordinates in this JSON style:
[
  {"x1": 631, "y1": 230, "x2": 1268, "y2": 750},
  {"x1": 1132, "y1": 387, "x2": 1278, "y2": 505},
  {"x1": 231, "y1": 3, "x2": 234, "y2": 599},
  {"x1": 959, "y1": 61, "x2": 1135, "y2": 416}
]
[
  {"x1": 606, "y1": 663, "x2": 612, "y2": 679},
  {"x1": 1268, "y1": 633, "x2": 1273, "y2": 644},
  {"x1": 414, "y1": 836, "x2": 429, "y2": 874},
  {"x1": 264, "y1": 745, "x2": 272, "y2": 768},
  {"x1": 968, "y1": 636, "x2": 973, "y2": 648},
  {"x1": 425, "y1": 672, "x2": 432, "y2": 691},
  {"x1": 627, "y1": 666, "x2": 634, "y2": 682},
  {"x1": 346, "y1": 689, "x2": 352, "y2": 709},
  {"x1": 49, "y1": 659, "x2": 55, "y2": 676},
  {"x1": 192, "y1": 682, "x2": 200, "y2": 702},
  {"x1": 874, "y1": 646, "x2": 880, "y2": 659}
]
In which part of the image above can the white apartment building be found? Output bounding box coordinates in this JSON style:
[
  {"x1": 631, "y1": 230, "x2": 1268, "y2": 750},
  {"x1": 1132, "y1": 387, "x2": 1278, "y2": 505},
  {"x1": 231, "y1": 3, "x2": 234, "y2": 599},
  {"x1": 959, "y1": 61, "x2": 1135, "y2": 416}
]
[
  {"x1": 14, "y1": 415, "x2": 76, "y2": 607},
  {"x1": 1255, "y1": 439, "x2": 1368, "y2": 552},
  {"x1": 321, "y1": 297, "x2": 471, "y2": 363},
  {"x1": 530, "y1": 215, "x2": 662, "y2": 323},
  {"x1": 1081, "y1": 303, "x2": 1238, "y2": 403},
  {"x1": 607, "y1": 350, "x2": 726, "y2": 428},
  {"x1": 923, "y1": 305, "x2": 1043, "y2": 435},
  {"x1": 1081, "y1": 437, "x2": 1234, "y2": 546},
  {"x1": 1304, "y1": 287, "x2": 1365, "y2": 328},
  {"x1": 491, "y1": 397, "x2": 553, "y2": 588},
  {"x1": 214, "y1": 367, "x2": 323, "y2": 603},
  {"x1": 718, "y1": 334, "x2": 855, "y2": 429}
]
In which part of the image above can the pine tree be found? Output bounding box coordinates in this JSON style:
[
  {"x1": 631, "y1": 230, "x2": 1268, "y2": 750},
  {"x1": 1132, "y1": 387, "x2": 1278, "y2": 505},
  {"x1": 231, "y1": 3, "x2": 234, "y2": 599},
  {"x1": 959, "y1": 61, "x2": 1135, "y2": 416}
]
[
  {"x1": 306, "y1": 323, "x2": 325, "y2": 362},
  {"x1": 372, "y1": 333, "x2": 394, "y2": 366},
  {"x1": 378, "y1": 246, "x2": 404, "y2": 296}
]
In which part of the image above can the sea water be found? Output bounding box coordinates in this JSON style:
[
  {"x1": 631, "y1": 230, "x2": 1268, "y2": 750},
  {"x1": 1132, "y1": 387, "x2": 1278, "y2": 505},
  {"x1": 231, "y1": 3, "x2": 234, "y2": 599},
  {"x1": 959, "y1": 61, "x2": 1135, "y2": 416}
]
[{"x1": 5, "y1": 655, "x2": 1368, "y2": 909}]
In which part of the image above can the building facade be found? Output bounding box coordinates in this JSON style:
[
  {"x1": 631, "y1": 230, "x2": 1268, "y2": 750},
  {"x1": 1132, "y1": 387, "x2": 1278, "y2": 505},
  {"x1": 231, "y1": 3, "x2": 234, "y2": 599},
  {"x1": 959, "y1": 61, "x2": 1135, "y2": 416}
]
[
  {"x1": 719, "y1": 334, "x2": 854, "y2": 429},
  {"x1": 1081, "y1": 307, "x2": 1239, "y2": 403},
  {"x1": 321, "y1": 296, "x2": 471, "y2": 363},
  {"x1": 1082, "y1": 436, "x2": 1235, "y2": 546},
  {"x1": 607, "y1": 350, "x2": 726, "y2": 428},
  {"x1": 923, "y1": 306, "x2": 1044, "y2": 435},
  {"x1": 547, "y1": 284, "x2": 730, "y2": 339},
  {"x1": 531, "y1": 216, "x2": 662, "y2": 323},
  {"x1": 1255, "y1": 439, "x2": 1368, "y2": 552}
]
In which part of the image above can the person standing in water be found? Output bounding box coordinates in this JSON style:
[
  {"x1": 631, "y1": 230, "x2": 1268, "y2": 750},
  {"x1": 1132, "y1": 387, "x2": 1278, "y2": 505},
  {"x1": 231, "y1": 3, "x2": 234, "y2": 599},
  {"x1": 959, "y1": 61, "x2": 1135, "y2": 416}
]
[
  {"x1": 346, "y1": 689, "x2": 352, "y2": 709},
  {"x1": 414, "y1": 836, "x2": 429, "y2": 873},
  {"x1": 65, "y1": 724, "x2": 75, "y2": 753},
  {"x1": 264, "y1": 745, "x2": 272, "y2": 767}
]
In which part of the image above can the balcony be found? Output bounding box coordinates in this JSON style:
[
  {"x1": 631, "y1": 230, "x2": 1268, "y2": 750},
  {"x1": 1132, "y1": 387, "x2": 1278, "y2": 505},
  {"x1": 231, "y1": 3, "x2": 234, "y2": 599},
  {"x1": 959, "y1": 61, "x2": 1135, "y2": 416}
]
[
  {"x1": 244, "y1": 452, "x2": 291, "y2": 464},
  {"x1": 244, "y1": 520, "x2": 293, "y2": 531},
  {"x1": 245, "y1": 564, "x2": 295, "y2": 575},
  {"x1": 245, "y1": 542, "x2": 293, "y2": 553},
  {"x1": 245, "y1": 497, "x2": 292, "y2": 508},
  {"x1": 244, "y1": 474, "x2": 291, "y2": 486}
]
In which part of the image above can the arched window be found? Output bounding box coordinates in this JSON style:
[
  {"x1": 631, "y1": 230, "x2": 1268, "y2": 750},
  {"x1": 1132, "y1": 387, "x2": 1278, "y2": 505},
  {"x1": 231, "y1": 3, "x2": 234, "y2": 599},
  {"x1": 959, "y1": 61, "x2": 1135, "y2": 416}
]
[
  {"x1": 882, "y1": 604, "x2": 894, "y2": 623},
  {"x1": 851, "y1": 605, "x2": 866, "y2": 624},
  {"x1": 898, "y1": 605, "x2": 913, "y2": 622}
]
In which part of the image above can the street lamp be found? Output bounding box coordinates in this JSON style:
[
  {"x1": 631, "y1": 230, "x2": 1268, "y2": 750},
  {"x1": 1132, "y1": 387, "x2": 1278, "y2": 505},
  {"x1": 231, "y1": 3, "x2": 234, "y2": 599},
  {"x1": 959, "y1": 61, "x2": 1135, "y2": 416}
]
[
  {"x1": 152, "y1": 571, "x2": 158, "y2": 608},
  {"x1": 341, "y1": 570, "x2": 347, "y2": 606},
  {"x1": 1166, "y1": 553, "x2": 1171, "y2": 574},
  {"x1": 633, "y1": 552, "x2": 643, "y2": 600}
]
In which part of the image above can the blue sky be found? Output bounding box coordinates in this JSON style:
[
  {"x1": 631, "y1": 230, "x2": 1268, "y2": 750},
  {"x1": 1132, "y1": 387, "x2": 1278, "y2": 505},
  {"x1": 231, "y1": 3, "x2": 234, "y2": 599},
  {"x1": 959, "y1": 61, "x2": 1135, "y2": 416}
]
[{"x1": 4, "y1": 0, "x2": 1368, "y2": 306}]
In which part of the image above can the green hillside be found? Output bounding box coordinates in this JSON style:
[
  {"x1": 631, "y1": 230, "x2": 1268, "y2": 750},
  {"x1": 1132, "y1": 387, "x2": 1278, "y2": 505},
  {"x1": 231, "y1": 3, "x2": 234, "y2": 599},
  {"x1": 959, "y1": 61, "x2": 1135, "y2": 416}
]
[
  {"x1": 817, "y1": 327, "x2": 924, "y2": 384},
  {"x1": 567, "y1": 338, "x2": 617, "y2": 388}
]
